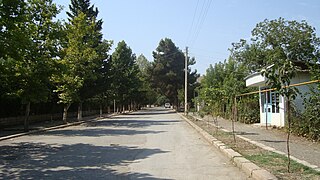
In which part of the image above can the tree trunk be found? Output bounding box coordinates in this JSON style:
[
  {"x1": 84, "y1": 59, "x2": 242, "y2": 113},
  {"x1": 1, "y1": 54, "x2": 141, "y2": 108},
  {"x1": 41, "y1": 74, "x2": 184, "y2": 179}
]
[
  {"x1": 99, "y1": 104, "x2": 102, "y2": 118},
  {"x1": 63, "y1": 103, "x2": 71, "y2": 124},
  {"x1": 215, "y1": 115, "x2": 219, "y2": 135},
  {"x1": 134, "y1": 101, "x2": 137, "y2": 110},
  {"x1": 108, "y1": 106, "x2": 111, "y2": 114},
  {"x1": 287, "y1": 99, "x2": 291, "y2": 173},
  {"x1": 232, "y1": 102, "x2": 236, "y2": 143},
  {"x1": 77, "y1": 102, "x2": 83, "y2": 121},
  {"x1": 24, "y1": 102, "x2": 31, "y2": 132}
]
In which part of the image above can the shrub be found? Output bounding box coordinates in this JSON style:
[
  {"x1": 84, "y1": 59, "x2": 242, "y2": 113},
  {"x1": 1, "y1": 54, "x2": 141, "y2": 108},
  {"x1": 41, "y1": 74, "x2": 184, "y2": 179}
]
[{"x1": 291, "y1": 88, "x2": 320, "y2": 142}]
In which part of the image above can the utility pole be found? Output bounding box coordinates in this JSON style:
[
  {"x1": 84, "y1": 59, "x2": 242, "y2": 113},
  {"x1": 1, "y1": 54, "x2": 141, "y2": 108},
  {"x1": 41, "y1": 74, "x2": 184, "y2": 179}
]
[{"x1": 185, "y1": 46, "x2": 188, "y2": 116}]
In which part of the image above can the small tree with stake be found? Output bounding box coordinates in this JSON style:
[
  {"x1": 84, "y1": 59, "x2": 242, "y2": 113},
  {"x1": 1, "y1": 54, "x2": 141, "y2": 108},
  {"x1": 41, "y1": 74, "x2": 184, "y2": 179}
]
[{"x1": 262, "y1": 61, "x2": 298, "y2": 172}]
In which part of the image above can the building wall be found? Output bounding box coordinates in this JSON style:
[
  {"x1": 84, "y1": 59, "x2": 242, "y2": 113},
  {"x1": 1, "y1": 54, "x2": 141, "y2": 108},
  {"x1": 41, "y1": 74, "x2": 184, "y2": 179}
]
[
  {"x1": 247, "y1": 71, "x2": 315, "y2": 127},
  {"x1": 258, "y1": 72, "x2": 314, "y2": 127},
  {"x1": 291, "y1": 72, "x2": 314, "y2": 113}
]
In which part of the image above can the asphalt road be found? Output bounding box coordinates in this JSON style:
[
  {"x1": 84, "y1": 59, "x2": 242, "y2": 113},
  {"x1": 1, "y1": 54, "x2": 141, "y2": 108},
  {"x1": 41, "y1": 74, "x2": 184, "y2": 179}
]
[{"x1": 0, "y1": 108, "x2": 248, "y2": 179}]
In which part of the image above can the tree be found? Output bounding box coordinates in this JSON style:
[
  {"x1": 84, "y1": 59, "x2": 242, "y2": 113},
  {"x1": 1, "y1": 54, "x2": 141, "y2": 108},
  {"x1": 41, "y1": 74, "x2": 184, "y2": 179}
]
[
  {"x1": 66, "y1": 0, "x2": 111, "y2": 120},
  {"x1": 110, "y1": 41, "x2": 140, "y2": 111},
  {"x1": 137, "y1": 54, "x2": 151, "y2": 76},
  {"x1": 0, "y1": 0, "x2": 62, "y2": 131},
  {"x1": 136, "y1": 54, "x2": 158, "y2": 106},
  {"x1": 187, "y1": 57, "x2": 200, "y2": 109},
  {"x1": 53, "y1": 12, "x2": 98, "y2": 123},
  {"x1": 66, "y1": 0, "x2": 102, "y2": 35},
  {"x1": 0, "y1": 0, "x2": 28, "y2": 98},
  {"x1": 150, "y1": 38, "x2": 185, "y2": 108},
  {"x1": 198, "y1": 57, "x2": 249, "y2": 141}
]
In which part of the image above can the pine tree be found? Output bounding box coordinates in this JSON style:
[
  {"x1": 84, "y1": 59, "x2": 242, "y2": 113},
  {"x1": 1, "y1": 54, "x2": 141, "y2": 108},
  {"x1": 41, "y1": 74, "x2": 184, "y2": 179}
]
[
  {"x1": 65, "y1": 0, "x2": 111, "y2": 120},
  {"x1": 66, "y1": 0, "x2": 102, "y2": 44},
  {"x1": 151, "y1": 38, "x2": 185, "y2": 108},
  {"x1": 111, "y1": 41, "x2": 140, "y2": 111}
]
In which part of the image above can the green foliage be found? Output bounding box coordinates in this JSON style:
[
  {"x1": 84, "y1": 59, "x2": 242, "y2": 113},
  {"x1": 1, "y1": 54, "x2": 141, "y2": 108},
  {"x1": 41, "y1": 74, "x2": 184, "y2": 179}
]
[
  {"x1": 111, "y1": 41, "x2": 141, "y2": 106},
  {"x1": 302, "y1": 88, "x2": 320, "y2": 141},
  {"x1": 234, "y1": 18, "x2": 319, "y2": 100},
  {"x1": 53, "y1": 12, "x2": 98, "y2": 104},
  {"x1": 198, "y1": 57, "x2": 249, "y2": 120},
  {"x1": 0, "y1": 0, "x2": 61, "y2": 104},
  {"x1": 66, "y1": 0, "x2": 102, "y2": 35},
  {"x1": 136, "y1": 54, "x2": 158, "y2": 105},
  {"x1": 237, "y1": 95, "x2": 260, "y2": 124},
  {"x1": 150, "y1": 38, "x2": 199, "y2": 108},
  {"x1": 155, "y1": 95, "x2": 169, "y2": 106},
  {"x1": 66, "y1": 0, "x2": 112, "y2": 109},
  {"x1": 150, "y1": 38, "x2": 185, "y2": 108},
  {"x1": 291, "y1": 88, "x2": 320, "y2": 141}
]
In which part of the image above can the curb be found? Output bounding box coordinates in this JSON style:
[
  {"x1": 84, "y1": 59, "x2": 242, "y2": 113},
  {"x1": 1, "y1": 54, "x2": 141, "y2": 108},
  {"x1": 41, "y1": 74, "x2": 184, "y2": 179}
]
[
  {"x1": 0, "y1": 113, "x2": 119, "y2": 142},
  {"x1": 178, "y1": 113, "x2": 277, "y2": 180},
  {"x1": 191, "y1": 114, "x2": 320, "y2": 173}
]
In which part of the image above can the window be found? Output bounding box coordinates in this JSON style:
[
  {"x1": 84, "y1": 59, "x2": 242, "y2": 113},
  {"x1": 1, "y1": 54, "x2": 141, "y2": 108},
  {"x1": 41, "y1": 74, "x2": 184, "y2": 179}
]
[
  {"x1": 271, "y1": 92, "x2": 280, "y2": 113},
  {"x1": 261, "y1": 91, "x2": 280, "y2": 113}
]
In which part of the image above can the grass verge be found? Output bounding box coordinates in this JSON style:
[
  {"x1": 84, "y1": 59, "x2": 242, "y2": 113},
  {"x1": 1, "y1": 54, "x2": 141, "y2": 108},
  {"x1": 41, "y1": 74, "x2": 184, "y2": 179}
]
[{"x1": 187, "y1": 115, "x2": 320, "y2": 180}]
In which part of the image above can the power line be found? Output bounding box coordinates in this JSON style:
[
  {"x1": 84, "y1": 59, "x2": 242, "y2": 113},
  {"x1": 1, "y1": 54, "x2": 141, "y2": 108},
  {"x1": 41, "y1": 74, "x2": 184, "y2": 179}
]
[
  {"x1": 186, "y1": 0, "x2": 213, "y2": 48},
  {"x1": 189, "y1": 0, "x2": 206, "y2": 45},
  {"x1": 191, "y1": 47, "x2": 229, "y2": 56},
  {"x1": 190, "y1": 0, "x2": 212, "y2": 47},
  {"x1": 186, "y1": 0, "x2": 200, "y2": 45}
]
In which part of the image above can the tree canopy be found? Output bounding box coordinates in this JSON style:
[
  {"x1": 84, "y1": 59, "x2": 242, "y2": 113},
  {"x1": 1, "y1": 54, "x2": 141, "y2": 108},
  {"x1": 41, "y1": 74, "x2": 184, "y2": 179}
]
[{"x1": 150, "y1": 38, "x2": 199, "y2": 108}]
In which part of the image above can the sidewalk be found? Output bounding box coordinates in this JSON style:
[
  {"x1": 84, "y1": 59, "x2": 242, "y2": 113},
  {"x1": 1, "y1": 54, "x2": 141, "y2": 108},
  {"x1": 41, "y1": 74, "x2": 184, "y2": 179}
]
[{"x1": 190, "y1": 113, "x2": 320, "y2": 169}]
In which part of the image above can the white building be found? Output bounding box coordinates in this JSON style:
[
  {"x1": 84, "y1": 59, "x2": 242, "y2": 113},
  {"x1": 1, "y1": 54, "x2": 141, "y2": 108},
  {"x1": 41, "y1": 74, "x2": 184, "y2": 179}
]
[{"x1": 244, "y1": 71, "x2": 314, "y2": 127}]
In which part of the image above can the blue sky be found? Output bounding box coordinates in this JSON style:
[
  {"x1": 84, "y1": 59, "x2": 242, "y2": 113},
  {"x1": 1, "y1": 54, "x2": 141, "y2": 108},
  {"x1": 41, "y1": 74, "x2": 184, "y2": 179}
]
[{"x1": 54, "y1": 0, "x2": 320, "y2": 75}]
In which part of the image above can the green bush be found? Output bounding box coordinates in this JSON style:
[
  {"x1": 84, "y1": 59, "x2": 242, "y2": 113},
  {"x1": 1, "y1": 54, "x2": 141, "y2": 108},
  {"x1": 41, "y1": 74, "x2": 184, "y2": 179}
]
[
  {"x1": 291, "y1": 88, "x2": 320, "y2": 142},
  {"x1": 237, "y1": 95, "x2": 260, "y2": 124}
]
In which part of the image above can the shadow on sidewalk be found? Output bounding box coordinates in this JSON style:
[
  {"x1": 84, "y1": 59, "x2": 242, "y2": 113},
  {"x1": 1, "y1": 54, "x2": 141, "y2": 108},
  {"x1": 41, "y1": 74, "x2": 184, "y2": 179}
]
[
  {"x1": 235, "y1": 131, "x2": 259, "y2": 136},
  {"x1": 261, "y1": 139, "x2": 286, "y2": 143}
]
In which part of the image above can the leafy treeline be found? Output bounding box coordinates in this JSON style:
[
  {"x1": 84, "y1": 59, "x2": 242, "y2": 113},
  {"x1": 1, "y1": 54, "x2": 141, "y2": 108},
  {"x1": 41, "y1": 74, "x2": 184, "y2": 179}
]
[
  {"x1": 198, "y1": 57, "x2": 259, "y2": 123},
  {"x1": 198, "y1": 18, "x2": 320, "y2": 141},
  {"x1": 0, "y1": 0, "x2": 199, "y2": 130}
]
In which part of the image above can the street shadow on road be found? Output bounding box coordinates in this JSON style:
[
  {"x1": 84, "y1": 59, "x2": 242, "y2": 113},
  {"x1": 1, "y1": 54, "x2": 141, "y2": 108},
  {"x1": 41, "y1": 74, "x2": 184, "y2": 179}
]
[
  {"x1": 0, "y1": 142, "x2": 171, "y2": 179},
  {"x1": 110, "y1": 109, "x2": 175, "y2": 117},
  {"x1": 131, "y1": 110, "x2": 176, "y2": 116},
  {"x1": 36, "y1": 128, "x2": 165, "y2": 137},
  {"x1": 87, "y1": 119, "x2": 180, "y2": 128}
]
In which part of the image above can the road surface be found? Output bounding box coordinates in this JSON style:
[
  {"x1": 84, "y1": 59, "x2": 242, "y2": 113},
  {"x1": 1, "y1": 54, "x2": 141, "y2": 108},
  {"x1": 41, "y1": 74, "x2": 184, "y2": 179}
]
[{"x1": 0, "y1": 108, "x2": 248, "y2": 179}]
